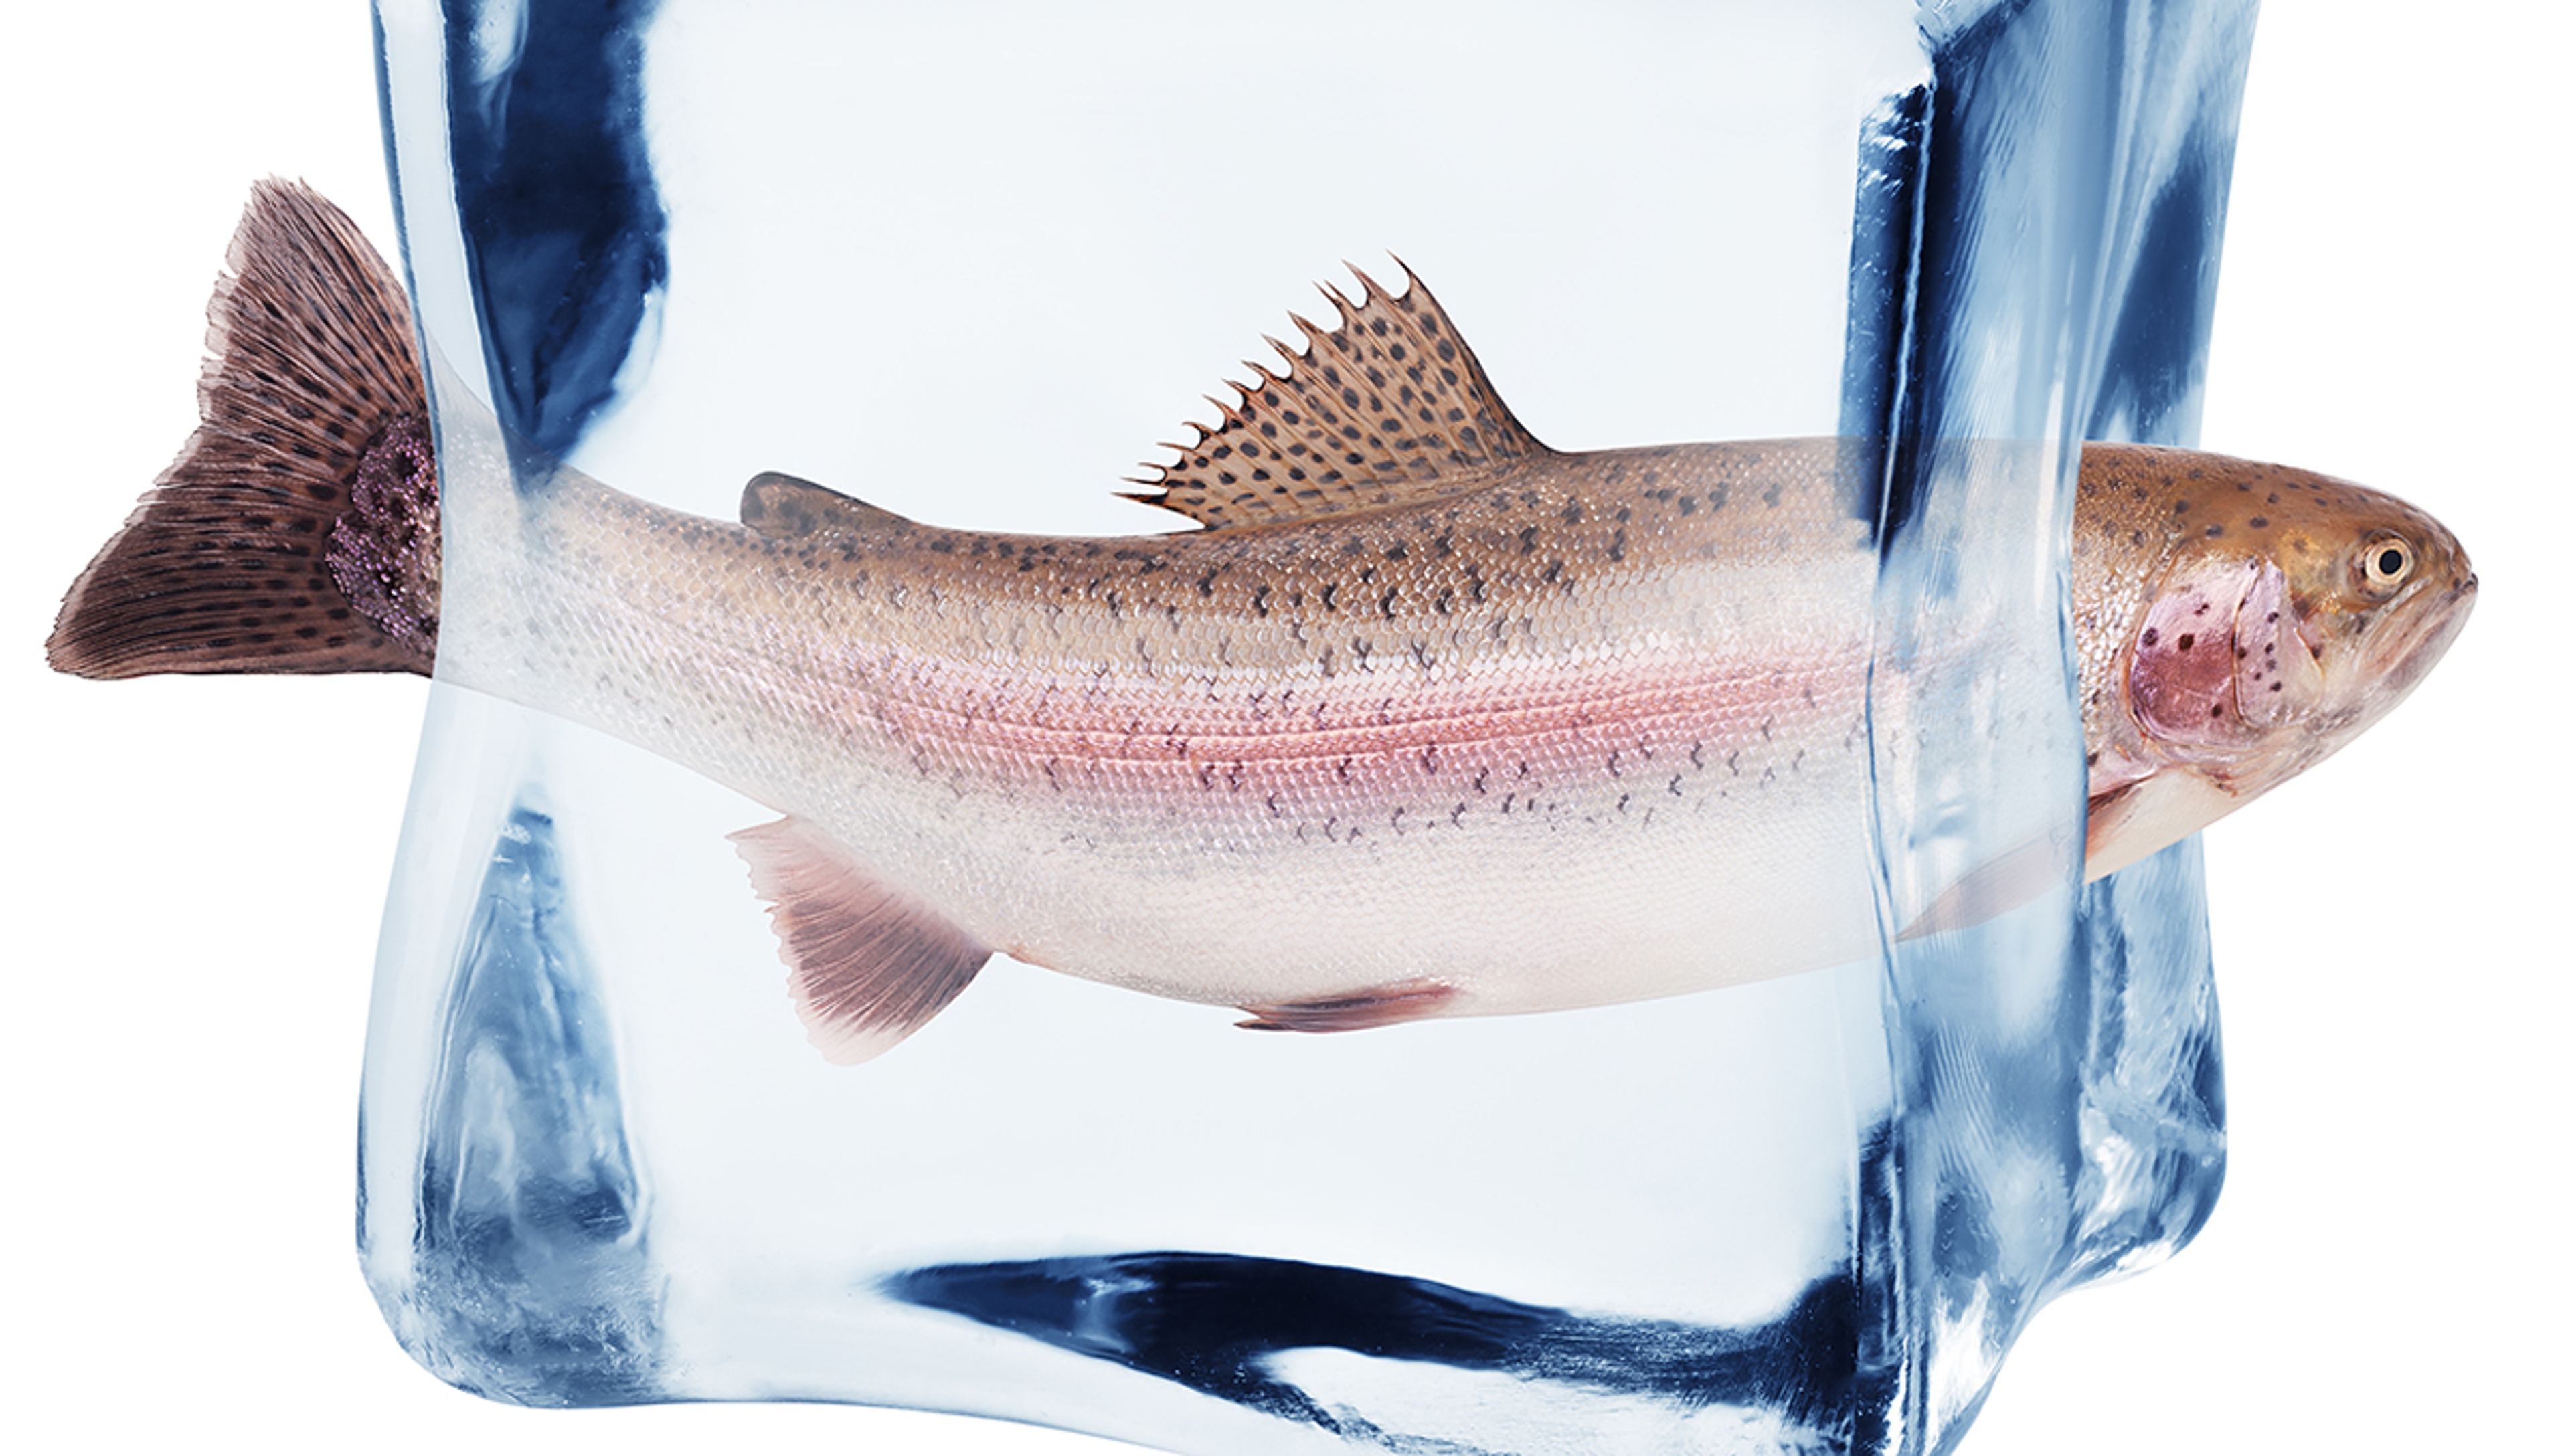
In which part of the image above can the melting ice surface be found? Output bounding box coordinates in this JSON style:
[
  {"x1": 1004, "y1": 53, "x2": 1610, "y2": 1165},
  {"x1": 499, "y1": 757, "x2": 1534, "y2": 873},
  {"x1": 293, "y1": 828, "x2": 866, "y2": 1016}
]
[{"x1": 358, "y1": 0, "x2": 2251, "y2": 1451}]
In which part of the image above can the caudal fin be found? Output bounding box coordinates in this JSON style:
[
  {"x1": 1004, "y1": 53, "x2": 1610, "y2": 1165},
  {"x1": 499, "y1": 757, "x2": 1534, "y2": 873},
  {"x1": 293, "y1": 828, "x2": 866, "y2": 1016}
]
[{"x1": 47, "y1": 179, "x2": 440, "y2": 679}]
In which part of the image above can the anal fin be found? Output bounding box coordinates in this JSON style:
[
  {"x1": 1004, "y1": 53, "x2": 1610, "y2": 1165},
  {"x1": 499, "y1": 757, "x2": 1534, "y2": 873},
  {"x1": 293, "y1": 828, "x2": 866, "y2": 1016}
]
[
  {"x1": 731, "y1": 816, "x2": 991, "y2": 1065},
  {"x1": 1235, "y1": 979, "x2": 1457, "y2": 1034}
]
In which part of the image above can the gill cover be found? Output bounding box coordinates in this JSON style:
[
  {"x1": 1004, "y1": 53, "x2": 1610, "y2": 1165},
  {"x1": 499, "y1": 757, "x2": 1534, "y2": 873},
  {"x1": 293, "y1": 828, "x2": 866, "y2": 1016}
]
[{"x1": 2126, "y1": 557, "x2": 2322, "y2": 749}]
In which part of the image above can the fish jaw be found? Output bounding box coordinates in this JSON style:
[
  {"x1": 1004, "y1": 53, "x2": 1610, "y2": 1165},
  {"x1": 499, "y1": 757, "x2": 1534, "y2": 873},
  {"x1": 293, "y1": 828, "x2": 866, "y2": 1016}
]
[{"x1": 2075, "y1": 444, "x2": 2474, "y2": 877}]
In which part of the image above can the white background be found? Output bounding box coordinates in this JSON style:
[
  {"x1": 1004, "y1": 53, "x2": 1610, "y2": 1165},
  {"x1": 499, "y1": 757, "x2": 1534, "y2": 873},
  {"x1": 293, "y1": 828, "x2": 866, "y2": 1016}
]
[{"x1": 3, "y1": 3, "x2": 2559, "y2": 1453}]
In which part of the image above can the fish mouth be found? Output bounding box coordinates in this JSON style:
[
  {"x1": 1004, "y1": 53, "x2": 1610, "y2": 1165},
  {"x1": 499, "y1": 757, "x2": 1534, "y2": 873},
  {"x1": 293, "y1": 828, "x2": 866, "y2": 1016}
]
[{"x1": 2373, "y1": 572, "x2": 2476, "y2": 699}]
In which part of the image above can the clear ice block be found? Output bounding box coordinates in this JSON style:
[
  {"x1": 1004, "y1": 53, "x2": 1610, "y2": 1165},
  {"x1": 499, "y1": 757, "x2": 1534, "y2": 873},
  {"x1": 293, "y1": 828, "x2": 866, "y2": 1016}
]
[{"x1": 356, "y1": 1, "x2": 2254, "y2": 1451}]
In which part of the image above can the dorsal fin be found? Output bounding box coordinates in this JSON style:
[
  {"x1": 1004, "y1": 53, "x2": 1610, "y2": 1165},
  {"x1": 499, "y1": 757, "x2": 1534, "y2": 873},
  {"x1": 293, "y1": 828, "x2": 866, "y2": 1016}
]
[
  {"x1": 731, "y1": 816, "x2": 992, "y2": 1065},
  {"x1": 738, "y1": 470, "x2": 910, "y2": 539},
  {"x1": 1128, "y1": 264, "x2": 1553, "y2": 531}
]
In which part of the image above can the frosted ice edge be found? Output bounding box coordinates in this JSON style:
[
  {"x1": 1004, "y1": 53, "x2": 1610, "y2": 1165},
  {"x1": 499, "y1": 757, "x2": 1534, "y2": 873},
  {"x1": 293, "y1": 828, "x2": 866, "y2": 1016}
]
[
  {"x1": 2061, "y1": 837, "x2": 2226, "y2": 1288},
  {"x1": 1867, "y1": 0, "x2": 2255, "y2": 1449},
  {"x1": 390, "y1": 801, "x2": 663, "y2": 1405}
]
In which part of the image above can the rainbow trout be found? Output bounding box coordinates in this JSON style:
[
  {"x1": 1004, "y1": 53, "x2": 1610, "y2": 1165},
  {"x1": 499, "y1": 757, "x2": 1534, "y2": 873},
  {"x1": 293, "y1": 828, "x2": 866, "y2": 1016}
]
[{"x1": 50, "y1": 183, "x2": 2474, "y2": 1061}]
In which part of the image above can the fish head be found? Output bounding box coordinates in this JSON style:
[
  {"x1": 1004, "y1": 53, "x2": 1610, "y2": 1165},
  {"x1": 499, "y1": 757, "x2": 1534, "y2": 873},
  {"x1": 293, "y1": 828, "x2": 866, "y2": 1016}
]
[{"x1": 2083, "y1": 449, "x2": 2474, "y2": 877}]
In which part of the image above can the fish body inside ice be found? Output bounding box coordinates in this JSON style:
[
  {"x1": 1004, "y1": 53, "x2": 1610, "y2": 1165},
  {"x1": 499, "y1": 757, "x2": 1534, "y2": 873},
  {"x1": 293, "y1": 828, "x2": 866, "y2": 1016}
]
[
  {"x1": 48, "y1": 183, "x2": 2475, "y2": 1060},
  {"x1": 446, "y1": 437, "x2": 1891, "y2": 1027}
]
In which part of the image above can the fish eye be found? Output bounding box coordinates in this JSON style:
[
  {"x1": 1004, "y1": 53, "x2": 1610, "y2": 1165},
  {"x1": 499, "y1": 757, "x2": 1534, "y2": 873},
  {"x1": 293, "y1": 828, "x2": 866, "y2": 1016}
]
[{"x1": 2359, "y1": 534, "x2": 2414, "y2": 594}]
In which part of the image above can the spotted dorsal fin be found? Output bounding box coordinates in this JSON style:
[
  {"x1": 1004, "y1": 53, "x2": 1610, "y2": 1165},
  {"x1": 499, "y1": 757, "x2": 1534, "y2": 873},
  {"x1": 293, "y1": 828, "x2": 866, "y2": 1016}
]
[
  {"x1": 738, "y1": 470, "x2": 911, "y2": 539},
  {"x1": 1128, "y1": 264, "x2": 1553, "y2": 531}
]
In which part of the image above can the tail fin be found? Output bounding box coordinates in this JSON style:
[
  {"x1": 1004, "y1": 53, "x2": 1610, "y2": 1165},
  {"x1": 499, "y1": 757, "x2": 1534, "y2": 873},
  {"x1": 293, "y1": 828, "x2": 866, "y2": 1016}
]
[{"x1": 47, "y1": 179, "x2": 440, "y2": 679}]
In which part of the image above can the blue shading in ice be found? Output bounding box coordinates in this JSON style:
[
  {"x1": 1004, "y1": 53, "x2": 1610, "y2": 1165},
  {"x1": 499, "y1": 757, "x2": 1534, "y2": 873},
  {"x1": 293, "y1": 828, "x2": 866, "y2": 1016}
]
[
  {"x1": 1838, "y1": 82, "x2": 1930, "y2": 537},
  {"x1": 2061, "y1": 838, "x2": 2228, "y2": 1279},
  {"x1": 1860, "y1": 0, "x2": 2252, "y2": 1447},
  {"x1": 440, "y1": 0, "x2": 667, "y2": 462},
  {"x1": 2085, "y1": 139, "x2": 2233, "y2": 446},
  {"x1": 396, "y1": 802, "x2": 663, "y2": 1405},
  {"x1": 893, "y1": 1251, "x2": 1877, "y2": 1447}
]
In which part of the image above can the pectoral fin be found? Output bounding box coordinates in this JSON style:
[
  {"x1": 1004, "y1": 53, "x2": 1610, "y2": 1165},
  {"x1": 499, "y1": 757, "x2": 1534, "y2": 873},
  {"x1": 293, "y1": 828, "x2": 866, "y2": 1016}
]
[
  {"x1": 731, "y1": 816, "x2": 991, "y2": 1065},
  {"x1": 2083, "y1": 771, "x2": 2238, "y2": 880},
  {"x1": 1898, "y1": 828, "x2": 2079, "y2": 940}
]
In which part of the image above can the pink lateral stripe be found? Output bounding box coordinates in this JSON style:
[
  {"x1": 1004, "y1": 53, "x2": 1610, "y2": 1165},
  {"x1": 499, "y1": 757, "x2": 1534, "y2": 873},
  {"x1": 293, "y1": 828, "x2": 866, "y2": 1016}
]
[{"x1": 820, "y1": 648, "x2": 1867, "y2": 795}]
